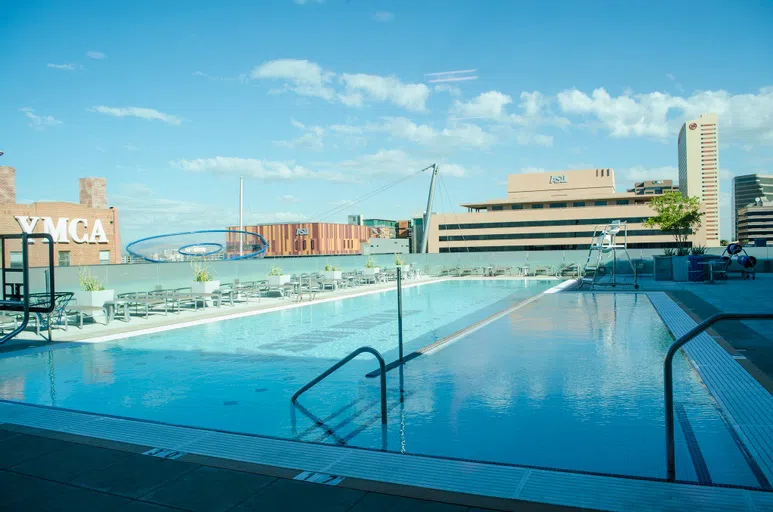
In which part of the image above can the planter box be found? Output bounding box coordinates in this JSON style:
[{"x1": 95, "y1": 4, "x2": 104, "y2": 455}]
[
  {"x1": 268, "y1": 275, "x2": 290, "y2": 286},
  {"x1": 323, "y1": 271, "x2": 342, "y2": 280},
  {"x1": 73, "y1": 290, "x2": 114, "y2": 315},
  {"x1": 363, "y1": 267, "x2": 380, "y2": 276},
  {"x1": 672, "y1": 255, "x2": 689, "y2": 282},
  {"x1": 653, "y1": 256, "x2": 673, "y2": 281},
  {"x1": 397, "y1": 265, "x2": 411, "y2": 276},
  {"x1": 192, "y1": 280, "x2": 220, "y2": 294}
]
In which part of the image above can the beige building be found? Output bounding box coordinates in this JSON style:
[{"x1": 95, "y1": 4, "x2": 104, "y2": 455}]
[
  {"x1": 426, "y1": 168, "x2": 707, "y2": 253},
  {"x1": 678, "y1": 113, "x2": 720, "y2": 246},
  {"x1": 0, "y1": 167, "x2": 121, "y2": 267},
  {"x1": 736, "y1": 200, "x2": 773, "y2": 246}
]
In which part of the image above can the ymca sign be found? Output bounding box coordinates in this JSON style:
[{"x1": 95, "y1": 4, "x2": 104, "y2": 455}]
[{"x1": 14, "y1": 216, "x2": 109, "y2": 244}]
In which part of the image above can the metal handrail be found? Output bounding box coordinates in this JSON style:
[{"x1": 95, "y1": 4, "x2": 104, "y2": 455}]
[
  {"x1": 664, "y1": 312, "x2": 773, "y2": 481},
  {"x1": 292, "y1": 346, "x2": 387, "y2": 424}
]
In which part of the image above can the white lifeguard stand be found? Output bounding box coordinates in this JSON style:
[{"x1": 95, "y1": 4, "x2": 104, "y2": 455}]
[{"x1": 580, "y1": 220, "x2": 638, "y2": 290}]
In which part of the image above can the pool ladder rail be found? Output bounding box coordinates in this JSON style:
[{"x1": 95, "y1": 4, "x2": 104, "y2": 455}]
[{"x1": 291, "y1": 346, "x2": 388, "y2": 424}]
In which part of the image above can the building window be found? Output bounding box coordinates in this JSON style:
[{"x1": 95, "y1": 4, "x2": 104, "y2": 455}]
[
  {"x1": 491, "y1": 205, "x2": 504, "y2": 211},
  {"x1": 99, "y1": 251, "x2": 110, "y2": 265},
  {"x1": 616, "y1": 200, "x2": 629, "y2": 205},
  {"x1": 58, "y1": 251, "x2": 71, "y2": 267},
  {"x1": 311, "y1": 240, "x2": 315, "y2": 250},
  {"x1": 531, "y1": 204, "x2": 544, "y2": 209},
  {"x1": 549, "y1": 203, "x2": 567, "y2": 209},
  {"x1": 512, "y1": 204, "x2": 523, "y2": 210},
  {"x1": 606, "y1": 169, "x2": 610, "y2": 177},
  {"x1": 594, "y1": 201, "x2": 607, "y2": 206},
  {"x1": 302, "y1": 240, "x2": 307, "y2": 250},
  {"x1": 9, "y1": 252, "x2": 23, "y2": 269},
  {"x1": 573, "y1": 202, "x2": 585, "y2": 208}
]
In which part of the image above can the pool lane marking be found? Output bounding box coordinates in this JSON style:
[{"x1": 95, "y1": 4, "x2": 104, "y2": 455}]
[
  {"x1": 366, "y1": 279, "x2": 577, "y2": 378},
  {"x1": 674, "y1": 403, "x2": 712, "y2": 485}
]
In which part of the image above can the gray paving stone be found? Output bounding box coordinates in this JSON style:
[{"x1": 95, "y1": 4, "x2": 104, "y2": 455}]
[
  {"x1": 71, "y1": 452, "x2": 199, "y2": 499},
  {"x1": 0, "y1": 469, "x2": 129, "y2": 511},
  {"x1": 0, "y1": 433, "x2": 69, "y2": 469},
  {"x1": 11, "y1": 441, "x2": 131, "y2": 482},
  {"x1": 0, "y1": 428, "x2": 19, "y2": 443},
  {"x1": 140, "y1": 465, "x2": 275, "y2": 512},
  {"x1": 117, "y1": 500, "x2": 184, "y2": 511},
  {"x1": 231, "y1": 478, "x2": 366, "y2": 512},
  {"x1": 349, "y1": 492, "x2": 469, "y2": 512}
]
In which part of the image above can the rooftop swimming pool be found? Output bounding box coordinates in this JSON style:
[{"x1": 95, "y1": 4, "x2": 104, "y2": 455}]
[{"x1": 0, "y1": 280, "x2": 767, "y2": 490}]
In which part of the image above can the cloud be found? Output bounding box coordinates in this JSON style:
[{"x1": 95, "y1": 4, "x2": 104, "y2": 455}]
[
  {"x1": 47, "y1": 63, "x2": 78, "y2": 71},
  {"x1": 452, "y1": 91, "x2": 513, "y2": 120},
  {"x1": 171, "y1": 157, "x2": 350, "y2": 182},
  {"x1": 19, "y1": 107, "x2": 62, "y2": 129},
  {"x1": 86, "y1": 51, "x2": 106, "y2": 60},
  {"x1": 124, "y1": 144, "x2": 140, "y2": 151},
  {"x1": 555, "y1": 86, "x2": 773, "y2": 145},
  {"x1": 274, "y1": 119, "x2": 325, "y2": 150},
  {"x1": 192, "y1": 70, "x2": 248, "y2": 83},
  {"x1": 326, "y1": 117, "x2": 496, "y2": 149},
  {"x1": 251, "y1": 59, "x2": 335, "y2": 100},
  {"x1": 619, "y1": 166, "x2": 678, "y2": 183},
  {"x1": 434, "y1": 84, "x2": 461, "y2": 96},
  {"x1": 425, "y1": 69, "x2": 477, "y2": 84},
  {"x1": 294, "y1": 0, "x2": 323, "y2": 4},
  {"x1": 89, "y1": 106, "x2": 184, "y2": 125},
  {"x1": 335, "y1": 149, "x2": 467, "y2": 178},
  {"x1": 339, "y1": 73, "x2": 431, "y2": 112},
  {"x1": 280, "y1": 194, "x2": 301, "y2": 203},
  {"x1": 373, "y1": 11, "x2": 394, "y2": 22}
]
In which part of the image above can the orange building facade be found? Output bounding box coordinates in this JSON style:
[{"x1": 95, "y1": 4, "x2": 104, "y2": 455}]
[{"x1": 228, "y1": 222, "x2": 371, "y2": 257}]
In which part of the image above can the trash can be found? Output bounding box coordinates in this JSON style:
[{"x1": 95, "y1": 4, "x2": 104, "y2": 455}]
[{"x1": 687, "y1": 255, "x2": 706, "y2": 282}]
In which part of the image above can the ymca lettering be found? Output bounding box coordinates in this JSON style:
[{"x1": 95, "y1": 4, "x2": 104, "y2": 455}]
[{"x1": 14, "y1": 216, "x2": 109, "y2": 244}]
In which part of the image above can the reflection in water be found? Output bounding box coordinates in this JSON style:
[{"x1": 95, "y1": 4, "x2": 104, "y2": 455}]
[{"x1": 0, "y1": 376, "x2": 25, "y2": 401}]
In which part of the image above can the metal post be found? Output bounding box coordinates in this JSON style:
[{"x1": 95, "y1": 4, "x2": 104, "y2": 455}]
[
  {"x1": 420, "y1": 164, "x2": 438, "y2": 254},
  {"x1": 239, "y1": 176, "x2": 244, "y2": 257},
  {"x1": 664, "y1": 312, "x2": 773, "y2": 481},
  {"x1": 397, "y1": 267, "x2": 403, "y2": 362}
]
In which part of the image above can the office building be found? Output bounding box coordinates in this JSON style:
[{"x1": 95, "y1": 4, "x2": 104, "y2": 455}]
[
  {"x1": 426, "y1": 168, "x2": 707, "y2": 253},
  {"x1": 0, "y1": 167, "x2": 121, "y2": 267},
  {"x1": 678, "y1": 113, "x2": 720, "y2": 246},
  {"x1": 627, "y1": 180, "x2": 680, "y2": 195},
  {"x1": 732, "y1": 174, "x2": 773, "y2": 240},
  {"x1": 233, "y1": 222, "x2": 371, "y2": 257},
  {"x1": 736, "y1": 199, "x2": 773, "y2": 246}
]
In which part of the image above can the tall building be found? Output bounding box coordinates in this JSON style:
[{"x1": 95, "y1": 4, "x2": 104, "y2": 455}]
[
  {"x1": 426, "y1": 168, "x2": 707, "y2": 253},
  {"x1": 678, "y1": 113, "x2": 720, "y2": 246},
  {"x1": 732, "y1": 173, "x2": 773, "y2": 240},
  {"x1": 736, "y1": 200, "x2": 773, "y2": 246}
]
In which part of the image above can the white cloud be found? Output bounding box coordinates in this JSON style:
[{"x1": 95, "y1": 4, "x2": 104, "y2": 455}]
[
  {"x1": 452, "y1": 91, "x2": 513, "y2": 120},
  {"x1": 425, "y1": 69, "x2": 477, "y2": 84},
  {"x1": 434, "y1": 84, "x2": 461, "y2": 96},
  {"x1": 89, "y1": 106, "x2": 184, "y2": 125},
  {"x1": 124, "y1": 144, "x2": 140, "y2": 151},
  {"x1": 556, "y1": 86, "x2": 773, "y2": 145},
  {"x1": 619, "y1": 166, "x2": 678, "y2": 183},
  {"x1": 86, "y1": 51, "x2": 106, "y2": 60},
  {"x1": 327, "y1": 117, "x2": 496, "y2": 149},
  {"x1": 171, "y1": 157, "x2": 349, "y2": 182},
  {"x1": 47, "y1": 63, "x2": 77, "y2": 71},
  {"x1": 19, "y1": 107, "x2": 62, "y2": 129},
  {"x1": 373, "y1": 11, "x2": 394, "y2": 22},
  {"x1": 339, "y1": 73, "x2": 431, "y2": 112},
  {"x1": 336, "y1": 149, "x2": 467, "y2": 178},
  {"x1": 516, "y1": 132, "x2": 553, "y2": 146},
  {"x1": 280, "y1": 194, "x2": 301, "y2": 203},
  {"x1": 251, "y1": 59, "x2": 335, "y2": 100},
  {"x1": 274, "y1": 120, "x2": 325, "y2": 150},
  {"x1": 519, "y1": 167, "x2": 548, "y2": 174}
]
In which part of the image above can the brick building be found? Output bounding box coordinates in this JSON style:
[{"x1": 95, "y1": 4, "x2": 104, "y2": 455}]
[
  {"x1": 228, "y1": 222, "x2": 371, "y2": 257},
  {"x1": 0, "y1": 167, "x2": 121, "y2": 267}
]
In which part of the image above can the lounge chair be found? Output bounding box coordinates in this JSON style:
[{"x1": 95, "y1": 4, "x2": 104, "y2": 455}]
[{"x1": 25, "y1": 292, "x2": 76, "y2": 339}]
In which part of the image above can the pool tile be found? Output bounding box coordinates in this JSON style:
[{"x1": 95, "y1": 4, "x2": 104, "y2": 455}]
[
  {"x1": 0, "y1": 433, "x2": 69, "y2": 469},
  {"x1": 230, "y1": 478, "x2": 365, "y2": 512},
  {"x1": 139, "y1": 465, "x2": 275, "y2": 512},
  {"x1": 10, "y1": 441, "x2": 132, "y2": 482},
  {"x1": 71, "y1": 453, "x2": 199, "y2": 498},
  {"x1": 348, "y1": 492, "x2": 468, "y2": 512}
]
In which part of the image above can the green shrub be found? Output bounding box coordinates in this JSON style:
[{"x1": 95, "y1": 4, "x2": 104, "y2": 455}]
[
  {"x1": 79, "y1": 269, "x2": 105, "y2": 291},
  {"x1": 690, "y1": 245, "x2": 707, "y2": 255},
  {"x1": 394, "y1": 253, "x2": 405, "y2": 266},
  {"x1": 676, "y1": 247, "x2": 690, "y2": 256},
  {"x1": 662, "y1": 248, "x2": 676, "y2": 256},
  {"x1": 193, "y1": 263, "x2": 213, "y2": 282},
  {"x1": 268, "y1": 265, "x2": 283, "y2": 276},
  {"x1": 364, "y1": 257, "x2": 376, "y2": 268},
  {"x1": 324, "y1": 264, "x2": 338, "y2": 271}
]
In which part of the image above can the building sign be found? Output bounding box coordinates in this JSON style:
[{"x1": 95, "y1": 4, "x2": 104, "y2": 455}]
[
  {"x1": 688, "y1": 123, "x2": 697, "y2": 130},
  {"x1": 549, "y1": 175, "x2": 567, "y2": 184},
  {"x1": 296, "y1": 228, "x2": 309, "y2": 236},
  {"x1": 14, "y1": 216, "x2": 108, "y2": 244}
]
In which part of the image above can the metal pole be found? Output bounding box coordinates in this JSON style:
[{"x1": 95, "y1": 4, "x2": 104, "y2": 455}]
[
  {"x1": 239, "y1": 176, "x2": 244, "y2": 257},
  {"x1": 420, "y1": 164, "x2": 439, "y2": 254},
  {"x1": 664, "y1": 312, "x2": 773, "y2": 481},
  {"x1": 397, "y1": 267, "x2": 403, "y2": 362}
]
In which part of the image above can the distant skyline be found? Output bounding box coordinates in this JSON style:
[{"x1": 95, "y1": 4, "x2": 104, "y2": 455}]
[{"x1": 2, "y1": 0, "x2": 773, "y2": 243}]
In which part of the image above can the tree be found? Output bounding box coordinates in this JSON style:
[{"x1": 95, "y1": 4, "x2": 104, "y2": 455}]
[{"x1": 644, "y1": 191, "x2": 704, "y2": 250}]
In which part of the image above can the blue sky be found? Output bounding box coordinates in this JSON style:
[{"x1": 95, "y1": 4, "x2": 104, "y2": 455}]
[{"x1": 2, "y1": 0, "x2": 773, "y2": 243}]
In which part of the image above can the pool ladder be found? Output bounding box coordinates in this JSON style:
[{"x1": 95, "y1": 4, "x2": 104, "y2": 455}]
[
  {"x1": 291, "y1": 346, "x2": 388, "y2": 424},
  {"x1": 664, "y1": 312, "x2": 773, "y2": 482}
]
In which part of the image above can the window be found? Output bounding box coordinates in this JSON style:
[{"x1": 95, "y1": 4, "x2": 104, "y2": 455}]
[
  {"x1": 99, "y1": 250, "x2": 110, "y2": 264},
  {"x1": 573, "y1": 202, "x2": 585, "y2": 207},
  {"x1": 594, "y1": 200, "x2": 607, "y2": 206},
  {"x1": 9, "y1": 252, "x2": 22, "y2": 269},
  {"x1": 549, "y1": 203, "x2": 567, "y2": 209},
  {"x1": 302, "y1": 240, "x2": 307, "y2": 250},
  {"x1": 512, "y1": 204, "x2": 523, "y2": 210},
  {"x1": 606, "y1": 169, "x2": 610, "y2": 177},
  {"x1": 616, "y1": 200, "x2": 629, "y2": 205},
  {"x1": 491, "y1": 205, "x2": 504, "y2": 211},
  {"x1": 58, "y1": 251, "x2": 71, "y2": 267},
  {"x1": 311, "y1": 240, "x2": 315, "y2": 250},
  {"x1": 531, "y1": 204, "x2": 544, "y2": 209}
]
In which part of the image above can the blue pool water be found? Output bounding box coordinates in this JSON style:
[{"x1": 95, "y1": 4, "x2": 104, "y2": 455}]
[{"x1": 0, "y1": 281, "x2": 762, "y2": 488}]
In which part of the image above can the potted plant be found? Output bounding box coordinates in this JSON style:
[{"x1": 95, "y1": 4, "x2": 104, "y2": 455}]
[
  {"x1": 267, "y1": 265, "x2": 291, "y2": 286},
  {"x1": 363, "y1": 256, "x2": 380, "y2": 276},
  {"x1": 73, "y1": 270, "x2": 114, "y2": 313},
  {"x1": 191, "y1": 263, "x2": 220, "y2": 294},
  {"x1": 323, "y1": 264, "x2": 342, "y2": 280},
  {"x1": 653, "y1": 248, "x2": 675, "y2": 281},
  {"x1": 644, "y1": 191, "x2": 704, "y2": 282},
  {"x1": 394, "y1": 253, "x2": 410, "y2": 274}
]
